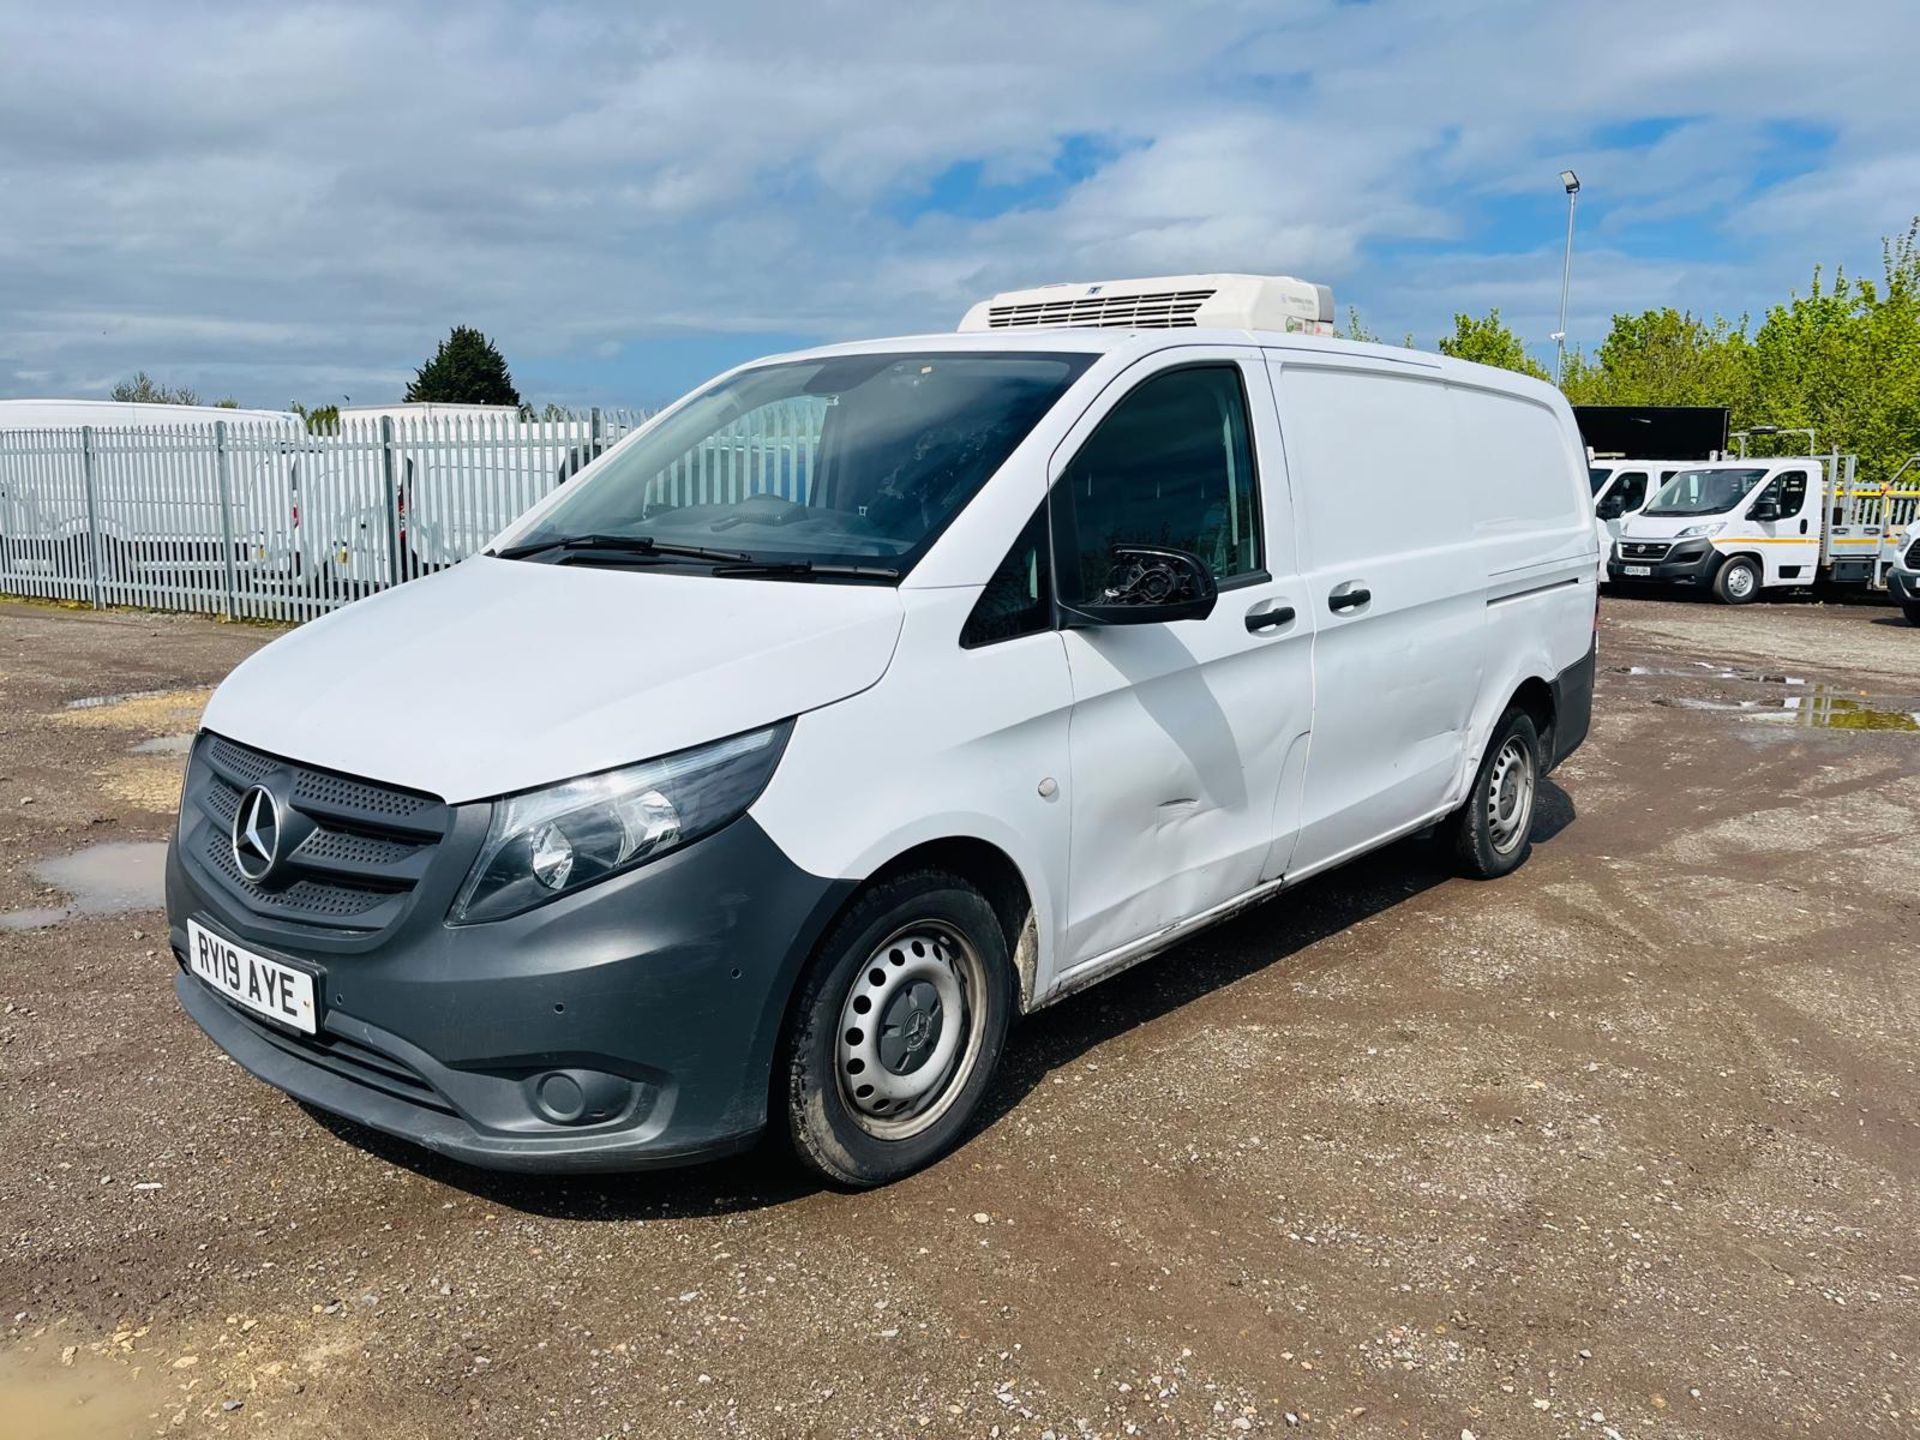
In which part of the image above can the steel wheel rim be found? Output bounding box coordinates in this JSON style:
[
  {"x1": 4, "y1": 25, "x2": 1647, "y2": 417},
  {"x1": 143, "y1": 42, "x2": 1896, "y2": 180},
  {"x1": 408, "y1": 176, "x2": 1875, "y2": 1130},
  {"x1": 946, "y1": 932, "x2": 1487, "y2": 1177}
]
[
  {"x1": 835, "y1": 920, "x2": 987, "y2": 1141},
  {"x1": 1727, "y1": 564, "x2": 1755, "y2": 598},
  {"x1": 1486, "y1": 736, "x2": 1535, "y2": 855}
]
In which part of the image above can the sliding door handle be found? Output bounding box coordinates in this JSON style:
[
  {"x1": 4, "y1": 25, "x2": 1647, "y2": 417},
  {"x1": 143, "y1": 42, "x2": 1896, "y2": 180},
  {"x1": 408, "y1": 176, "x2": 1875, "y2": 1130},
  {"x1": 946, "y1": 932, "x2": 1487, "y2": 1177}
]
[{"x1": 1328, "y1": 582, "x2": 1371, "y2": 613}]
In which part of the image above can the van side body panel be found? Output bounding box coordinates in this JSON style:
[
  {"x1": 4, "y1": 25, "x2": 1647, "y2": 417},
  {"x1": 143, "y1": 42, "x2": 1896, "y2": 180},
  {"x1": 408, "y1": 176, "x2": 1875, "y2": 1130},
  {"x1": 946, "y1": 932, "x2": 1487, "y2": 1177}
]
[
  {"x1": 1444, "y1": 377, "x2": 1600, "y2": 798},
  {"x1": 1265, "y1": 354, "x2": 1487, "y2": 874}
]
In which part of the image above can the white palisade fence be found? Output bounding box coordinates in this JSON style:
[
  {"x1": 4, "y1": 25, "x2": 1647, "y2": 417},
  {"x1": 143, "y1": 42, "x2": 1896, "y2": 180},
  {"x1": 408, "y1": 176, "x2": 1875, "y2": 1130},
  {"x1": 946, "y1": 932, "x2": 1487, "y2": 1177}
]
[{"x1": 0, "y1": 409, "x2": 649, "y2": 623}]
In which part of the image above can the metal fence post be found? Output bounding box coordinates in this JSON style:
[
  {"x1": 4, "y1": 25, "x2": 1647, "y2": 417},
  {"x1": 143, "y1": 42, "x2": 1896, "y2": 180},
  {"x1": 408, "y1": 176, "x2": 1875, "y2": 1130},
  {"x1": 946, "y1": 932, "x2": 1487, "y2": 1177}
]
[
  {"x1": 79, "y1": 425, "x2": 102, "y2": 609},
  {"x1": 379, "y1": 416, "x2": 401, "y2": 588},
  {"x1": 214, "y1": 420, "x2": 239, "y2": 618},
  {"x1": 590, "y1": 405, "x2": 603, "y2": 460}
]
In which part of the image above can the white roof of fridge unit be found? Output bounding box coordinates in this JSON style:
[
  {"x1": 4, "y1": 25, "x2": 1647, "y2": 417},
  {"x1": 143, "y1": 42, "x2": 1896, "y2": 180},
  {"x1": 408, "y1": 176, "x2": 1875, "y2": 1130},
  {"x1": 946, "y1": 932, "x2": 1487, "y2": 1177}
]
[{"x1": 957, "y1": 273, "x2": 1336, "y2": 336}]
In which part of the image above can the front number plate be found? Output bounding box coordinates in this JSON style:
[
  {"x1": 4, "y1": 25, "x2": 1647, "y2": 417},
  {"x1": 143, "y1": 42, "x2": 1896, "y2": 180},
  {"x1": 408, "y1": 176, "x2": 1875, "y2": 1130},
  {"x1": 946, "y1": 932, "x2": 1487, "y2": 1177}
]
[
  {"x1": 1623, "y1": 564, "x2": 1652, "y2": 577},
  {"x1": 187, "y1": 919, "x2": 317, "y2": 1034}
]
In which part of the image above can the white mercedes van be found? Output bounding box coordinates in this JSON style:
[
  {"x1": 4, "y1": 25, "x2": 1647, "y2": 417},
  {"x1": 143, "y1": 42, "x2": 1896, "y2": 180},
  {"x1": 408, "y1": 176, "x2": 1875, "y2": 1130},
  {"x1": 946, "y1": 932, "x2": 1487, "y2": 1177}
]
[{"x1": 167, "y1": 275, "x2": 1598, "y2": 1186}]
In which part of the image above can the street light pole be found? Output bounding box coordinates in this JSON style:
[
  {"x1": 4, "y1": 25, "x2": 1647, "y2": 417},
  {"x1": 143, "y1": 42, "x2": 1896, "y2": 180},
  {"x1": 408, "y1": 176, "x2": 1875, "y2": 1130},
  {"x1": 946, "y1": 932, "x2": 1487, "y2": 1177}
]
[{"x1": 1555, "y1": 170, "x2": 1581, "y2": 385}]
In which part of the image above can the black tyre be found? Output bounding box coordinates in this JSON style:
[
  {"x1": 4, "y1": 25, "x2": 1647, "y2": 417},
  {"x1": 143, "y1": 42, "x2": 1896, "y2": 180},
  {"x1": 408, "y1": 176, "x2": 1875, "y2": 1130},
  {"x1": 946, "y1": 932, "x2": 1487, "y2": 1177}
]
[
  {"x1": 1445, "y1": 707, "x2": 1540, "y2": 880},
  {"x1": 781, "y1": 869, "x2": 1012, "y2": 1187},
  {"x1": 1712, "y1": 556, "x2": 1762, "y2": 605},
  {"x1": 1903, "y1": 601, "x2": 1920, "y2": 628}
]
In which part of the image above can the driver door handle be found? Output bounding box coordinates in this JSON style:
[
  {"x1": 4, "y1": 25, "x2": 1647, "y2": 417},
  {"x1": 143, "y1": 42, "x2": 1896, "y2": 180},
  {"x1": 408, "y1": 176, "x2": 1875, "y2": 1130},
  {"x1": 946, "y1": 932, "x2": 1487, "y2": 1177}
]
[
  {"x1": 1328, "y1": 582, "x2": 1371, "y2": 613},
  {"x1": 1244, "y1": 602, "x2": 1296, "y2": 633}
]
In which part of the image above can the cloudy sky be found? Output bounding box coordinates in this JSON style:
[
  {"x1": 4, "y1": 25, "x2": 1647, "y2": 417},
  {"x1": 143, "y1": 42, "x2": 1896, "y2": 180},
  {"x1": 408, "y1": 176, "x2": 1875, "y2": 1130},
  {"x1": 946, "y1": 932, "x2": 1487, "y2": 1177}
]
[{"x1": 3, "y1": 0, "x2": 1917, "y2": 411}]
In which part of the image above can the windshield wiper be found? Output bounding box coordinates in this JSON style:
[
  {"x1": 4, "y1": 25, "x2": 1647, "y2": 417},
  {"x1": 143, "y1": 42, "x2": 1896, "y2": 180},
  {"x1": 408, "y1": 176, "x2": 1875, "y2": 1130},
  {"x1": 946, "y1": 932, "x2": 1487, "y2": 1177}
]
[
  {"x1": 493, "y1": 533, "x2": 752, "y2": 564},
  {"x1": 708, "y1": 559, "x2": 901, "y2": 582}
]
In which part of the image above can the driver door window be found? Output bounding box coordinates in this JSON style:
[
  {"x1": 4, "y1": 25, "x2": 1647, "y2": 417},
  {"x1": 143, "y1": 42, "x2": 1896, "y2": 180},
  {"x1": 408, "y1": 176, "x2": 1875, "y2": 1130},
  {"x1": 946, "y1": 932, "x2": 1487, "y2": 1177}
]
[
  {"x1": 1614, "y1": 472, "x2": 1648, "y2": 513},
  {"x1": 1054, "y1": 365, "x2": 1262, "y2": 604},
  {"x1": 1754, "y1": 470, "x2": 1808, "y2": 518}
]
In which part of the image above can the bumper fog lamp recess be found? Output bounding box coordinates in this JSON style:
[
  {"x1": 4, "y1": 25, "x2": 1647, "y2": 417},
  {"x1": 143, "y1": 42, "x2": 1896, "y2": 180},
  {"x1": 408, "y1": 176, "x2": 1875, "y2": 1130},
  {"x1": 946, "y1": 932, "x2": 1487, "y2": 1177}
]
[{"x1": 528, "y1": 1069, "x2": 634, "y2": 1126}]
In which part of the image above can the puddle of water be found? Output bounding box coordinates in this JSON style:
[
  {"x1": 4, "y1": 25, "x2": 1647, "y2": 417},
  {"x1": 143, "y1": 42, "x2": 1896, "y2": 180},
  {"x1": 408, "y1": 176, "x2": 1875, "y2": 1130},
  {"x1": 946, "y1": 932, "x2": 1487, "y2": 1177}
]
[
  {"x1": 1654, "y1": 686, "x2": 1920, "y2": 731},
  {"x1": 53, "y1": 688, "x2": 209, "y2": 737},
  {"x1": 1615, "y1": 663, "x2": 1806, "y2": 685},
  {"x1": 35, "y1": 842, "x2": 167, "y2": 913},
  {"x1": 0, "y1": 906, "x2": 75, "y2": 932},
  {"x1": 131, "y1": 734, "x2": 192, "y2": 756},
  {"x1": 1786, "y1": 694, "x2": 1920, "y2": 731},
  {"x1": 62, "y1": 689, "x2": 175, "y2": 711},
  {"x1": 0, "y1": 1343, "x2": 169, "y2": 1440},
  {"x1": 0, "y1": 842, "x2": 168, "y2": 930}
]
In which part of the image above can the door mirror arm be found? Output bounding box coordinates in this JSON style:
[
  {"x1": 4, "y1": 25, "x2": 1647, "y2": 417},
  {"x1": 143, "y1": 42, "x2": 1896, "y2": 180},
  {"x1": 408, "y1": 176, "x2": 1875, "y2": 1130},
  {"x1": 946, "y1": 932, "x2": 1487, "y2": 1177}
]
[{"x1": 1058, "y1": 545, "x2": 1219, "y2": 627}]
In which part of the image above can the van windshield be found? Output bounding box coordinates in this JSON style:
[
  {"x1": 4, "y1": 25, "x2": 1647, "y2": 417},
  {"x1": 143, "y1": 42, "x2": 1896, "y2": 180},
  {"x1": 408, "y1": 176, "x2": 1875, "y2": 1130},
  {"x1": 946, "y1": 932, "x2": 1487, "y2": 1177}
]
[
  {"x1": 1589, "y1": 466, "x2": 1614, "y2": 495},
  {"x1": 1642, "y1": 467, "x2": 1769, "y2": 517},
  {"x1": 502, "y1": 352, "x2": 1093, "y2": 579}
]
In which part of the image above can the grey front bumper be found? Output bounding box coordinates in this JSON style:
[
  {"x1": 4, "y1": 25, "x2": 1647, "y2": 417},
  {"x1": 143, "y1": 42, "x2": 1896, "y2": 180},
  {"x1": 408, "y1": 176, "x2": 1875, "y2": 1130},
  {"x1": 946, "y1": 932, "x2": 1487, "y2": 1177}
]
[{"x1": 170, "y1": 814, "x2": 855, "y2": 1174}]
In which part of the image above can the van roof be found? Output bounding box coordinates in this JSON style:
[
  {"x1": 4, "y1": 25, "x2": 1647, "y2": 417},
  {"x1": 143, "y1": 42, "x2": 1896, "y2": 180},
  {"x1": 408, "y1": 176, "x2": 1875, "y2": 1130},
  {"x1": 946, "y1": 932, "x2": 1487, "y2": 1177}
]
[{"x1": 749, "y1": 327, "x2": 1562, "y2": 402}]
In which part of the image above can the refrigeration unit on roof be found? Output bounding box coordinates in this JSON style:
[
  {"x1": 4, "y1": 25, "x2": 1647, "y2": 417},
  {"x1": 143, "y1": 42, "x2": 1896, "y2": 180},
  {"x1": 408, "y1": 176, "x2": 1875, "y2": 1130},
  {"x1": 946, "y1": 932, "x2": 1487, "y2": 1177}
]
[{"x1": 956, "y1": 273, "x2": 1336, "y2": 335}]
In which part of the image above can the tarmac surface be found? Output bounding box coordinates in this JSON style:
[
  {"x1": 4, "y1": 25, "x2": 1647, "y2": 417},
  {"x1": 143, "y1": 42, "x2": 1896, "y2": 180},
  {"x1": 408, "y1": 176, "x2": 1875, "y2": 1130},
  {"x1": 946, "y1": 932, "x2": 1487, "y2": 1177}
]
[{"x1": 1, "y1": 592, "x2": 1917, "y2": 1438}]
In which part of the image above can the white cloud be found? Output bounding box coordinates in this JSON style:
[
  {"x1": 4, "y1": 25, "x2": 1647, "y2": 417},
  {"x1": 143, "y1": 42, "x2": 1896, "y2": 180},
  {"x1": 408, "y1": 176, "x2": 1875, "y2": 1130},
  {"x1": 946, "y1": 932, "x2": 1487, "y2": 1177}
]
[{"x1": 0, "y1": 0, "x2": 1915, "y2": 404}]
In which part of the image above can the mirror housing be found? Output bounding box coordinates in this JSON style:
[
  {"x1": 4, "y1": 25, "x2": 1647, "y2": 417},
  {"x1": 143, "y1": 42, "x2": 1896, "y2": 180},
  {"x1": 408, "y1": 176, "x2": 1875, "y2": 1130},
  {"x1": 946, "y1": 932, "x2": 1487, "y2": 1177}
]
[
  {"x1": 1595, "y1": 495, "x2": 1626, "y2": 520},
  {"x1": 1750, "y1": 497, "x2": 1781, "y2": 523},
  {"x1": 1061, "y1": 545, "x2": 1218, "y2": 626}
]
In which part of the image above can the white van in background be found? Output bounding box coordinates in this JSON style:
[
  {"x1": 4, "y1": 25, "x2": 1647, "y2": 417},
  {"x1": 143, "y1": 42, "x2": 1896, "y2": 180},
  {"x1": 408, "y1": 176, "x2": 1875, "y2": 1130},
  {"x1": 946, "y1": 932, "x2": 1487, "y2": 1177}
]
[
  {"x1": 1589, "y1": 458, "x2": 1686, "y2": 543},
  {"x1": 0, "y1": 398, "x2": 301, "y2": 432},
  {"x1": 0, "y1": 399, "x2": 305, "y2": 586},
  {"x1": 167, "y1": 274, "x2": 1598, "y2": 1188},
  {"x1": 1607, "y1": 455, "x2": 1902, "y2": 603}
]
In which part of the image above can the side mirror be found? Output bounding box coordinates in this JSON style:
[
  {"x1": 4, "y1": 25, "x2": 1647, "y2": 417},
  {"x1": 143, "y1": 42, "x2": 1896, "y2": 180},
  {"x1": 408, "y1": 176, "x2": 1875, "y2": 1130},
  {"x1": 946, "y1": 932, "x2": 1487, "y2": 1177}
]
[
  {"x1": 1063, "y1": 545, "x2": 1218, "y2": 626},
  {"x1": 1750, "y1": 498, "x2": 1781, "y2": 523},
  {"x1": 1595, "y1": 495, "x2": 1625, "y2": 520}
]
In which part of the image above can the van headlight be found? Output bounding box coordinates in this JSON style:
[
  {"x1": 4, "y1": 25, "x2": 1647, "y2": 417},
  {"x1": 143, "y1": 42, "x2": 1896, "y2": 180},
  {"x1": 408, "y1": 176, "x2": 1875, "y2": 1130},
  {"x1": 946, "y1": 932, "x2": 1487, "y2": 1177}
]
[
  {"x1": 1673, "y1": 522, "x2": 1724, "y2": 540},
  {"x1": 451, "y1": 721, "x2": 792, "y2": 924}
]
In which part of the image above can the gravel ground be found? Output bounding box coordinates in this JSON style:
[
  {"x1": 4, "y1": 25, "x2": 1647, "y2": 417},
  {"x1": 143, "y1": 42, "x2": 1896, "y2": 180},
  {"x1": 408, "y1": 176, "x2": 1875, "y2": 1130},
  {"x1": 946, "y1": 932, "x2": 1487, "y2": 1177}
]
[{"x1": 1, "y1": 592, "x2": 1917, "y2": 1439}]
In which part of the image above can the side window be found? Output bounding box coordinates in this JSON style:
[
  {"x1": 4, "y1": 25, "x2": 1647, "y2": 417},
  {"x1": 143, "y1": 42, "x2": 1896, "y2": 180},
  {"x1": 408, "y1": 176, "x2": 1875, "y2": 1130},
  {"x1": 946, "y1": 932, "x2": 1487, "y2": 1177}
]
[
  {"x1": 1615, "y1": 472, "x2": 1648, "y2": 512},
  {"x1": 962, "y1": 503, "x2": 1052, "y2": 648},
  {"x1": 1055, "y1": 365, "x2": 1261, "y2": 603},
  {"x1": 1752, "y1": 469, "x2": 1807, "y2": 517}
]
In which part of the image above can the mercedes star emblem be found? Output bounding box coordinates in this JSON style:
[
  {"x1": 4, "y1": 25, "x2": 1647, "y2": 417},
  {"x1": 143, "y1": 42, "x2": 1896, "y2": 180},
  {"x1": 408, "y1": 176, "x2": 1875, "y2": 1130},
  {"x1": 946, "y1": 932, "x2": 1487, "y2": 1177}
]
[{"x1": 232, "y1": 784, "x2": 282, "y2": 882}]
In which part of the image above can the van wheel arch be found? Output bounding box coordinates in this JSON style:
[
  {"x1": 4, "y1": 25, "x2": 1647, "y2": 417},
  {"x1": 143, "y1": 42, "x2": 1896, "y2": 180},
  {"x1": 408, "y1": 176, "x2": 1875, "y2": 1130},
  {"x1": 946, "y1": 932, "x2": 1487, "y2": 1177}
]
[
  {"x1": 853, "y1": 838, "x2": 1037, "y2": 1011},
  {"x1": 1506, "y1": 676, "x2": 1555, "y2": 767}
]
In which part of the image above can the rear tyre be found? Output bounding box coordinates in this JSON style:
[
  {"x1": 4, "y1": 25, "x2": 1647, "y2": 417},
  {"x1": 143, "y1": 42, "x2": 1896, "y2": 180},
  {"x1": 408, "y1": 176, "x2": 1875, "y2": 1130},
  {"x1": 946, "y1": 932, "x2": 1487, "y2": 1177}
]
[
  {"x1": 1712, "y1": 556, "x2": 1762, "y2": 605},
  {"x1": 1445, "y1": 707, "x2": 1540, "y2": 880},
  {"x1": 781, "y1": 870, "x2": 1012, "y2": 1188},
  {"x1": 1903, "y1": 601, "x2": 1920, "y2": 628}
]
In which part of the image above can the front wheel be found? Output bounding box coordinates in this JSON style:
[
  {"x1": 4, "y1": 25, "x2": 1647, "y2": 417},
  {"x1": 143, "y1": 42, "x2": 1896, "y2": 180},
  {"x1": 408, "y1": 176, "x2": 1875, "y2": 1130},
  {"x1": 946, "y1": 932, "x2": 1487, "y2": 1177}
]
[
  {"x1": 781, "y1": 870, "x2": 1012, "y2": 1187},
  {"x1": 1445, "y1": 708, "x2": 1540, "y2": 880},
  {"x1": 1713, "y1": 556, "x2": 1762, "y2": 605}
]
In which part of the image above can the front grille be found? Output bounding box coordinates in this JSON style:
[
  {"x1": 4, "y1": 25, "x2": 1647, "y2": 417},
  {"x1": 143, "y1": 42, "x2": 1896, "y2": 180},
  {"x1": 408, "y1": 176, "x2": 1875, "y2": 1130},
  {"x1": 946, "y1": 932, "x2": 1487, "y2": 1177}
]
[
  {"x1": 185, "y1": 732, "x2": 451, "y2": 932},
  {"x1": 986, "y1": 288, "x2": 1215, "y2": 330},
  {"x1": 1906, "y1": 536, "x2": 1920, "y2": 569},
  {"x1": 1620, "y1": 540, "x2": 1672, "y2": 561}
]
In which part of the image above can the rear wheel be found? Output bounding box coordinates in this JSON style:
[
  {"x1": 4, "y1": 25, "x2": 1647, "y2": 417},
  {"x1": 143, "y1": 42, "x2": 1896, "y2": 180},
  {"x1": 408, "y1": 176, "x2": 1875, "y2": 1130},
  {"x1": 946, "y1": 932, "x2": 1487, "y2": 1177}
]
[
  {"x1": 1713, "y1": 556, "x2": 1762, "y2": 605},
  {"x1": 1444, "y1": 707, "x2": 1539, "y2": 880},
  {"x1": 781, "y1": 870, "x2": 1012, "y2": 1187}
]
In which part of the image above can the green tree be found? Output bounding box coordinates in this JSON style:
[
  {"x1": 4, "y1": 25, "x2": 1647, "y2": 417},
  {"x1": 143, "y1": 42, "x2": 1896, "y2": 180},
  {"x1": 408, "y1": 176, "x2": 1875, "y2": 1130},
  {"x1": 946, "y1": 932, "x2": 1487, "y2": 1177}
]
[
  {"x1": 291, "y1": 401, "x2": 341, "y2": 434},
  {"x1": 110, "y1": 371, "x2": 201, "y2": 405},
  {"x1": 404, "y1": 325, "x2": 522, "y2": 406},
  {"x1": 1436, "y1": 310, "x2": 1551, "y2": 381},
  {"x1": 1742, "y1": 226, "x2": 1920, "y2": 479},
  {"x1": 1560, "y1": 308, "x2": 1751, "y2": 411}
]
